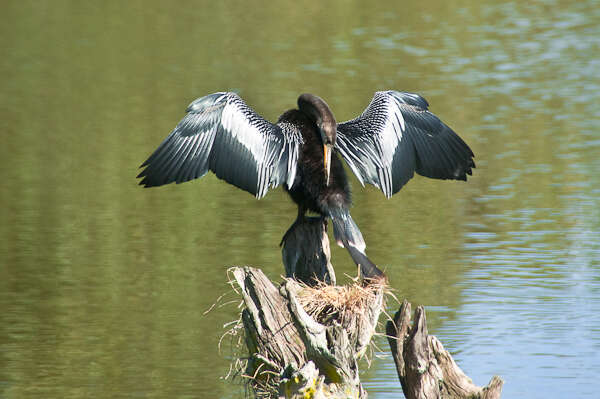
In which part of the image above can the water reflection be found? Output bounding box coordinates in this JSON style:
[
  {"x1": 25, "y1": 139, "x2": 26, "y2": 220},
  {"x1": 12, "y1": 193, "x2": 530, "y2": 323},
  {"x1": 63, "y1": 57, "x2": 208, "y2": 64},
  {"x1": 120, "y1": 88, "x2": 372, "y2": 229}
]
[{"x1": 1, "y1": 0, "x2": 598, "y2": 398}]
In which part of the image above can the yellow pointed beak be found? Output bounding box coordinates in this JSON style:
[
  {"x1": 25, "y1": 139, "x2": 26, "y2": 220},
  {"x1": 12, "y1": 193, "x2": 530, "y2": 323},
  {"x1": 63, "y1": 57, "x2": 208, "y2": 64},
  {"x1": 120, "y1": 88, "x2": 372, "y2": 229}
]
[{"x1": 323, "y1": 144, "x2": 332, "y2": 186}]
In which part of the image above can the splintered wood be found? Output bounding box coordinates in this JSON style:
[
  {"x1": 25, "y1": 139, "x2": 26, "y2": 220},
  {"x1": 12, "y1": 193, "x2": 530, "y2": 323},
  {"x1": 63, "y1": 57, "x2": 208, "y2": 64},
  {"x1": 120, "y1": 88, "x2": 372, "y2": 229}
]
[
  {"x1": 231, "y1": 266, "x2": 385, "y2": 398},
  {"x1": 386, "y1": 300, "x2": 503, "y2": 399},
  {"x1": 227, "y1": 217, "x2": 502, "y2": 398}
]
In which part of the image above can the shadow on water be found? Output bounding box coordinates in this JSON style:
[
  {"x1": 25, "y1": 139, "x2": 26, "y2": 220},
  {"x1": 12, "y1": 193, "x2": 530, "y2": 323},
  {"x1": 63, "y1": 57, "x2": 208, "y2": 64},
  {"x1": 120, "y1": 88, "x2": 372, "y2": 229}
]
[{"x1": 1, "y1": 1, "x2": 598, "y2": 398}]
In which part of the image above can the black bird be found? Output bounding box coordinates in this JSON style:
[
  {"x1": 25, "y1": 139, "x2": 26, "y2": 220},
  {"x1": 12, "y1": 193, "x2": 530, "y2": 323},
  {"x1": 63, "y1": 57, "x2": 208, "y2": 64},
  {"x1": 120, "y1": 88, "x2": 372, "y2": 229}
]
[{"x1": 137, "y1": 91, "x2": 475, "y2": 277}]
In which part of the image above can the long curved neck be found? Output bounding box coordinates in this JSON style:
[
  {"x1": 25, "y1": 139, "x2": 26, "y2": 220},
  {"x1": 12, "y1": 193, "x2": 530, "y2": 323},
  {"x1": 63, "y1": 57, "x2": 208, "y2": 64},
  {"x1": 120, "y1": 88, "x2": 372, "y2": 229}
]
[{"x1": 297, "y1": 93, "x2": 337, "y2": 145}]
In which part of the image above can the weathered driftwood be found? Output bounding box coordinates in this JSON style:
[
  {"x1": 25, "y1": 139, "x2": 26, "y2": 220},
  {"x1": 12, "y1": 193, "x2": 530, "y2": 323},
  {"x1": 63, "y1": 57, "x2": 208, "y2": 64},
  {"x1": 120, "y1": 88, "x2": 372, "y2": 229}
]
[
  {"x1": 386, "y1": 300, "x2": 504, "y2": 399},
  {"x1": 281, "y1": 216, "x2": 335, "y2": 286},
  {"x1": 232, "y1": 267, "x2": 306, "y2": 392},
  {"x1": 230, "y1": 218, "x2": 385, "y2": 398},
  {"x1": 230, "y1": 217, "x2": 502, "y2": 398},
  {"x1": 232, "y1": 266, "x2": 384, "y2": 398}
]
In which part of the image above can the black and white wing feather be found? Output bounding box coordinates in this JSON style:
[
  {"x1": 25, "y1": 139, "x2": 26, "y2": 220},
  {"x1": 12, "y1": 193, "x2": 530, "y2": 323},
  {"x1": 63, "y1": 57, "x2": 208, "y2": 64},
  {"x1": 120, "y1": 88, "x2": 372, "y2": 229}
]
[
  {"x1": 336, "y1": 91, "x2": 475, "y2": 198},
  {"x1": 137, "y1": 92, "x2": 301, "y2": 199}
]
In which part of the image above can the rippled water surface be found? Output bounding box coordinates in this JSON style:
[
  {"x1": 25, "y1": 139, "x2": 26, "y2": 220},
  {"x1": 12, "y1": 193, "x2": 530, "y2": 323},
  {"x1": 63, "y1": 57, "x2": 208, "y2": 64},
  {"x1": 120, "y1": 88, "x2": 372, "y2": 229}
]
[{"x1": 1, "y1": 1, "x2": 598, "y2": 398}]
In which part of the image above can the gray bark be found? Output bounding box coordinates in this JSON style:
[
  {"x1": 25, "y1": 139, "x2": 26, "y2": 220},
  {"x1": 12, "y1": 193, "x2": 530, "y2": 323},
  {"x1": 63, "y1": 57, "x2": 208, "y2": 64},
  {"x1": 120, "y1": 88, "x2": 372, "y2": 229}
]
[
  {"x1": 232, "y1": 266, "x2": 383, "y2": 398},
  {"x1": 281, "y1": 216, "x2": 336, "y2": 286},
  {"x1": 386, "y1": 300, "x2": 504, "y2": 399},
  {"x1": 230, "y1": 217, "x2": 502, "y2": 398}
]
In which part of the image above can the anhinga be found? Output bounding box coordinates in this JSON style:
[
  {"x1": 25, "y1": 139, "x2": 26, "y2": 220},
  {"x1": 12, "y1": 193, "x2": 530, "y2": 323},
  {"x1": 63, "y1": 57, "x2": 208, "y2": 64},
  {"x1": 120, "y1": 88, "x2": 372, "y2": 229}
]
[{"x1": 138, "y1": 91, "x2": 475, "y2": 277}]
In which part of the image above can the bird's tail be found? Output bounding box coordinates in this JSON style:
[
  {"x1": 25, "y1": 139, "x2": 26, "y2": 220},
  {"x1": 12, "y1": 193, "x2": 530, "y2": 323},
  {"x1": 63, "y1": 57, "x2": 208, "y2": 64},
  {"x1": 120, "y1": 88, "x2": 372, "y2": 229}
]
[
  {"x1": 329, "y1": 208, "x2": 366, "y2": 253},
  {"x1": 329, "y1": 208, "x2": 384, "y2": 279},
  {"x1": 344, "y1": 242, "x2": 385, "y2": 279}
]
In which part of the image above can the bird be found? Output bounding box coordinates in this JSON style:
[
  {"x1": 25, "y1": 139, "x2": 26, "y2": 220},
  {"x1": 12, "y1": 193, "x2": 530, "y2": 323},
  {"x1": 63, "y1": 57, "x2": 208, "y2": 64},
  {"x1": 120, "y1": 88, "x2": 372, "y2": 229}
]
[{"x1": 137, "y1": 91, "x2": 475, "y2": 277}]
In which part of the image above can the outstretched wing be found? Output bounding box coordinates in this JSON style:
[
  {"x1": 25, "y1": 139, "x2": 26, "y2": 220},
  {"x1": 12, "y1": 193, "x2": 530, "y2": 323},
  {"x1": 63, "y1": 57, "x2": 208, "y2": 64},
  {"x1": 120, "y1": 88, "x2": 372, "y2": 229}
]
[
  {"x1": 137, "y1": 92, "x2": 301, "y2": 199},
  {"x1": 336, "y1": 91, "x2": 475, "y2": 198}
]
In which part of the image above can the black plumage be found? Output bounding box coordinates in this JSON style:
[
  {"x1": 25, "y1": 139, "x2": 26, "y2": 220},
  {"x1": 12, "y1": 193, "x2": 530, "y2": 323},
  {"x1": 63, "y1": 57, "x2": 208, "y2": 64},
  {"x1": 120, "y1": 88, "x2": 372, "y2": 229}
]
[{"x1": 137, "y1": 91, "x2": 475, "y2": 277}]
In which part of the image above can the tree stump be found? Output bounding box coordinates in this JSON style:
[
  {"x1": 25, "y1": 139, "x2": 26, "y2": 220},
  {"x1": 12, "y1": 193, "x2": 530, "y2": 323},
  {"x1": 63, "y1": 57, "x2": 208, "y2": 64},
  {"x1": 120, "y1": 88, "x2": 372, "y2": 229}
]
[
  {"x1": 228, "y1": 217, "x2": 502, "y2": 398},
  {"x1": 281, "y1": 216, "x2": 336, "y2": 286},
  {"x1": 230, "y1": 218, "x2": 385, "y2": 398},
  {"x1": 386, "y1": 300, "x2": 504, "y2": 399},
  {"x1": 232, "y1": 266, "x2": 384, "y2": 398}
]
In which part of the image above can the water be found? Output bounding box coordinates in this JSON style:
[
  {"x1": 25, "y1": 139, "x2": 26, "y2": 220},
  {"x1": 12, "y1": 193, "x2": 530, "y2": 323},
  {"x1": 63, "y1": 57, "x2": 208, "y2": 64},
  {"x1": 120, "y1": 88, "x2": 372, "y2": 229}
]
[{"x1": 1, "y1": 1, "x2": 598, "y2": 398}]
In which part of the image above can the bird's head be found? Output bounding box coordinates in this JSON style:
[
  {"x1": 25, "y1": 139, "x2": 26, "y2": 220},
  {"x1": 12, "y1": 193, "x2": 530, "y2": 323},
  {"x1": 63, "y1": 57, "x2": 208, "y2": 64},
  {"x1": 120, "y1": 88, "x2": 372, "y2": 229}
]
[{"x1": 298, "y1": 93, "x2": 337, "y2": 186}]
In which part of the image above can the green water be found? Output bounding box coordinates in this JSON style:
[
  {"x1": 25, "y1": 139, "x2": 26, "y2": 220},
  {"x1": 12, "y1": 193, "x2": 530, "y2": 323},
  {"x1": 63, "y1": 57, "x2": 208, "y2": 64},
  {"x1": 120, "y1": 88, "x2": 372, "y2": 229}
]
[{"x1": 1, "y1": 1, "x2": 599, "y2": 398}]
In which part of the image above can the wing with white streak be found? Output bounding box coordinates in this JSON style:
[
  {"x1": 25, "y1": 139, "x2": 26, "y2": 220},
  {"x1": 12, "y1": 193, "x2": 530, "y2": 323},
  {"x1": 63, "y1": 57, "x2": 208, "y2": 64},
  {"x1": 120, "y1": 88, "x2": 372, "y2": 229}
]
[
  {"x1": 137, "y1": 92, "x2": 302, "y2": 198},
  {"x1": 336, "y1": 91, "x2": 475, "y2": 198}
]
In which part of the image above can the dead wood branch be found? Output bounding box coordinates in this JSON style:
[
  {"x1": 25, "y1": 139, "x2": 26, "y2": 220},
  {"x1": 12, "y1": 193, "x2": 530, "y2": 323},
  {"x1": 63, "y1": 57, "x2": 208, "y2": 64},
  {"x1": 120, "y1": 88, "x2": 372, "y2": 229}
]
[
  {"x1": 232, "y1": 266, "x2": 385, "y2": 398},
  {"x1": 386, "y1": 300, "x2": 503, "y2": 399},
  {"x1": 281, "y1": 216, "x2": 336, "y2": 286}
]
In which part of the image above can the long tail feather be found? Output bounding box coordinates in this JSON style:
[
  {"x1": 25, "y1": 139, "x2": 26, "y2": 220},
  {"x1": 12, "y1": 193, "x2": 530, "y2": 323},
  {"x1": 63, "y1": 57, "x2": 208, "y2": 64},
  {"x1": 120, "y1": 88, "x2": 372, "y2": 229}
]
[
  {"x1": 329, "y1": 208, "x2": 384, "y2": 278},
  {"x1": 344, "y1": 243, "x2": 385, "y2": 279},
  {"x1": 329, "y1": 208, "x2": 366, "y2": 253}
]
